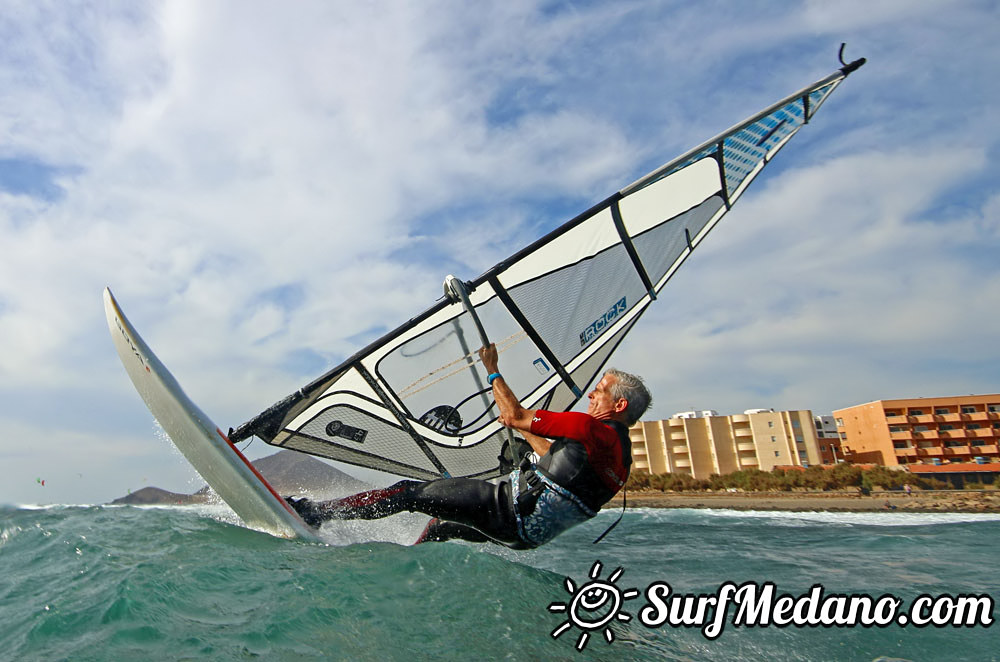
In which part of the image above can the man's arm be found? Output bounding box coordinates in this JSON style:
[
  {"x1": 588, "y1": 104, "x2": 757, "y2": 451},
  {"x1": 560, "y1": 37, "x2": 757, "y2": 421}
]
[
  {"x1": 479, "y1": 343, "x2": 536, "y2": 432},
  {"x1": 518, "y1": 429, "x2": 553, "y2": 458}
]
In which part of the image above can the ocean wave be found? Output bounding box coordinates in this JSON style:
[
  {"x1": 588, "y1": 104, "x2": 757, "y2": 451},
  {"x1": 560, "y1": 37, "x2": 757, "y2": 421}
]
[{"x1": 2, "y1": 500, "x2": 995, "y2": 661}]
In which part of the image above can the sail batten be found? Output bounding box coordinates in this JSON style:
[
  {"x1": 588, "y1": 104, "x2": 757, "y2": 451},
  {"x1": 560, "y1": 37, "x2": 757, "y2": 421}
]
[{"x1": 231, "y1": 60, "x2": 864, "y2": 481}]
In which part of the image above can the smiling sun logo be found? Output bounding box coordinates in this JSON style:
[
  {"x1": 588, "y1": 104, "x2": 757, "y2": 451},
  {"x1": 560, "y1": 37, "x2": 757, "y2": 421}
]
[{"x1": 548, "y1": 560, "x2": 640, "y2": 651}]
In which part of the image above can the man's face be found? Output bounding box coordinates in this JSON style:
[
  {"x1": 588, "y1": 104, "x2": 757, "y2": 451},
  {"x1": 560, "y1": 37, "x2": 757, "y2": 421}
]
[{"x1": 587, "y1": 373, "x2": 625, "y2": 420}]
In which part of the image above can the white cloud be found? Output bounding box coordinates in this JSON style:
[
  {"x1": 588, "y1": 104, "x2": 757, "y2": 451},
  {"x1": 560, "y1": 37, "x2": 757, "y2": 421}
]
[
  {"x1": 1, "y1": 1, "x2": 998, "y2": 504},
  {"x1": 616, "y1": 144, "x2": 1000, "y2": 417}
]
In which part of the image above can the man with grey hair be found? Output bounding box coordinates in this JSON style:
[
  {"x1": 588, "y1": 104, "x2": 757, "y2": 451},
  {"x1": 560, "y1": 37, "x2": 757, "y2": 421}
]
[
  {"x1": 287, "y1": 343, "x2": 651, "y2": 548},
  {"x1": 477, "y1": 343, "x2": 652, "y2": 546}
]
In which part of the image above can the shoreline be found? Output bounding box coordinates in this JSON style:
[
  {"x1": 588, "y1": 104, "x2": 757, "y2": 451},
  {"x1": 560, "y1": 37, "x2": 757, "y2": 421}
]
[{"x1": 606, "y1": 489, "x2": 1000, "y2": 513}]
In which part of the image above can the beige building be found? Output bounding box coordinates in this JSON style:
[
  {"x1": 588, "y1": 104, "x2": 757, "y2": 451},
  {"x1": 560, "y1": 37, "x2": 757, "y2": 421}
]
[
  {"x1": 834, "y1": 394, "x2": 1000, "y2": 466},
  {"x1": 629, "y1": 409, "x2": 822, "y2": 478}
]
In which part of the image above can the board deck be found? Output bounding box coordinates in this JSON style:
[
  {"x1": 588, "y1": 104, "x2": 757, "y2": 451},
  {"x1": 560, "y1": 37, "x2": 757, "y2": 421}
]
[{"x1": 104, "y1": 288, "x2": 321, "y2": 542}]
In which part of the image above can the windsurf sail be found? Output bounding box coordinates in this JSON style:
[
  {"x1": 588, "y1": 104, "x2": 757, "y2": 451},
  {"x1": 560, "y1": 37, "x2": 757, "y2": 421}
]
[{"x1": 230, "y1": 56, "x2": 865, "y2": 480}]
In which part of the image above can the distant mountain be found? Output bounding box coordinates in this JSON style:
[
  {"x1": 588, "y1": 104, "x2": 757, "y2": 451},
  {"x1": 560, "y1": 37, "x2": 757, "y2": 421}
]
[
  {"x1": 111, "y1": 486, "x2": 208, "y2": 506},
  {"x1": 110, "y1": 450, "x2": 374, "y2": 506},
  {"x1": 253, "y1": 449, "x2": 373, "y2": 496}
]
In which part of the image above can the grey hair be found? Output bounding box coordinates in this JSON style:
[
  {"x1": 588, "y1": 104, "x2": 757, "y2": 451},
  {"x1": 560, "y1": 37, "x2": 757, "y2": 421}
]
[{"x1": 605, "y1": 368, "x2": 652, "y2": 426}]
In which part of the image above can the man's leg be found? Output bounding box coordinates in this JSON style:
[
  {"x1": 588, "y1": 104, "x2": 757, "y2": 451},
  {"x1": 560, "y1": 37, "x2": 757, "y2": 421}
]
[
  {"x1": 288, "y1": 477, "x2": 521, "y2": 545},
  {"x1": 286, "y1": 483, "x2": 414, "y2": 527}
]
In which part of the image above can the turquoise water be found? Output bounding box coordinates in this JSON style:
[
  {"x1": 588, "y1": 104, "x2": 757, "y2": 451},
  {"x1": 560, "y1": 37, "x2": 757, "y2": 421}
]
[{"x1": 1, "y1": 504, "x2": 997, "y2": 661}]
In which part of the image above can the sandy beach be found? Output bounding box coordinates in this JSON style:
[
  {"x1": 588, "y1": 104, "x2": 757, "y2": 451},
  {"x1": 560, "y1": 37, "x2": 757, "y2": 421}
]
[{"x1": 607, "y1": 489, "x2": 1000, "y2": 513}]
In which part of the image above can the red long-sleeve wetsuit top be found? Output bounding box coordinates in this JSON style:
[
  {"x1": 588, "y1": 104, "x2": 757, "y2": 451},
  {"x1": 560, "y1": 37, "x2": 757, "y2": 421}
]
[{"x1": 528, "y1": 410, "x2": 632, "y2": 511}]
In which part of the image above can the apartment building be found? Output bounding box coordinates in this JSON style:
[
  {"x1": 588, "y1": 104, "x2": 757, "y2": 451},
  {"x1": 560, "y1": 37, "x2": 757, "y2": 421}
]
[
  {"x1": 833, "y1": 395, "x2": 1000, "y2": 466},
  {"x1": 629, "y1": 409, "x2": 822, "y2": 478},
  {"x1": 813, "y1": 415, "x2": 843, "y2": 464}
]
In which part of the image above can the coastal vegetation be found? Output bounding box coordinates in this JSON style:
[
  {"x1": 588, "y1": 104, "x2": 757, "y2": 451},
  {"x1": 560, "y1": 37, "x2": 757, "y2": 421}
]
[{"x1": 624, "y1": 465, "x2": 980, "y2": 493}]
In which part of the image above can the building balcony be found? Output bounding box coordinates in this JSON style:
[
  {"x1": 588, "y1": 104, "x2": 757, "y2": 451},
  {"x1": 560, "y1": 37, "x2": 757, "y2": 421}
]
[
  {"x1": 972, "y1": 444, "x2": 998, "y2": 454},
  {"x1": 674, "y1": 459, "x2": 691, "y2": 468},
  {"x1": 890, "y1": 431, "x2": 913, "y2": 440},
  {"x1": 737, "y1": 442, "x2": 756, "y2": 452},
  {"x1": 731, "y1": 414, "x2": 749, "y2": 423},
  {"x1": 896, "y1": 448, "x2": 919, "y2": 457},
  {"x1": 671, "y1": 431, "x2": 687, "y2": 440},
  {"x1": 734, "y1": 427, "x2": 753, "y2": 437},
  {"x1": 968, "y1": 428, "x2": 994, "y2": 438},
  {"x1": 886, "y1": 415, "x2": 907, "y2": 424},
  {"x1": 672, "y1": 446, "x2": 689, "y2": 454},
  {"x1": 965, "y1": 412, "x2": 989, "y2": 421},
  {"x1": 939, "y1": 429, "x2": 966, "y2": 439},
  {"x1": 943, "y1": 446, "x2": 973, "y2": 456},
  {"x1": 910, "y1": 414, "x2": 935, "y2": 424},
  {"x1": 939, "y1": 413, "x2": 962, "y2": 422}
]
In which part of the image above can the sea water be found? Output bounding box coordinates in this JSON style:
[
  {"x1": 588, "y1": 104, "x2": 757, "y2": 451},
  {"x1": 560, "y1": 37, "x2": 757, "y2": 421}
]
[{"x1": 1, "y1": 504, "x2": 997, "y2": 661}]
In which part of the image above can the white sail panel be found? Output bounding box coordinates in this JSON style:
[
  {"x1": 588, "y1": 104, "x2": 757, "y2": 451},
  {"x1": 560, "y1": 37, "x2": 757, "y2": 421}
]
[
  {"x1": 618, "y1": 157, "x2": 721, "y2": 236},
  {"x1": 497, "y1": 207, "x2": 620, "y2": 289}
]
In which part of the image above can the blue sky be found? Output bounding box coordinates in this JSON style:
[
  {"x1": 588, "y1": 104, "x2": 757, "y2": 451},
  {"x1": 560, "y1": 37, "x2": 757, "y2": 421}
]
[{"x1": 2, "y1": 0, "x2": 998, "y2": 505}]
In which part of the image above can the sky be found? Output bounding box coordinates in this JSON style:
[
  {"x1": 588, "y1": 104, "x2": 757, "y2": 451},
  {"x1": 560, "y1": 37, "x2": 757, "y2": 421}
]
[{"x1": 2, "y1": 0, "x2": 998, "y2": 505}]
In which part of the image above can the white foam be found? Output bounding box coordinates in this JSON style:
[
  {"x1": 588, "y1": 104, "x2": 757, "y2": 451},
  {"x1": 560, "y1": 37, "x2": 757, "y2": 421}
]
[
  {"x1": 631, "y1": 507, "x2": 1000, "y2": 527},
  {"x1": 314, "y1": 512, "x2": 431, "y2": 547},
  {"x1": 11, "y1": 503, "x2": 96, "y2": 510}
]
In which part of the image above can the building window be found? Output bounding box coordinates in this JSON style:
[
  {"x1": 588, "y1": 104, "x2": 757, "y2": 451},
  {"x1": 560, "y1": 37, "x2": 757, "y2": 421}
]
[
  {"x1": 934, "y1": 408, "x2": 950, "y2": 415},
  {"x1": 910, "y1": 410, "x2": 924, "y2": 415},
  {"x1": 768, "y1": 421, "x2": 774, "y2": 428},
  {"x1": 771, "y1": 436, "x2": 777, "y2": 442},
  {"x1": 940, "y1": 424, "x2": 955, "y2": 431},
  {"x1": 961, "y1": 406, "x2": 977, "y2": 414},
  {"x1": 774, "y1": 451, "x2": 780, "y2": 457},
  {"x1": 914, "y1": 426, "x2": 929, "y2": 432},
  {"x1": 989, "y1": 404, "x2": 1000, "y2": 413},
  {"x1": 792, "y1": 420, "x2": 801, "y2": 428},
  {"x1": 968, "y1": 423, "x2": 981, "y2": 430},
  {"x1": 836, "y1": 418, "x2": 844, "y2": 426}
]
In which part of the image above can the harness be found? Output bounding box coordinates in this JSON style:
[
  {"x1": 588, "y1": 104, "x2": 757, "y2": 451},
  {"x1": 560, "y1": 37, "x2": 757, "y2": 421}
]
[
  {"x1": 510, "y1": 466, "x2": 595, "y2": 547},
  {"x1": 510, "y1": 420, "x2": 632, "y2": 546}
]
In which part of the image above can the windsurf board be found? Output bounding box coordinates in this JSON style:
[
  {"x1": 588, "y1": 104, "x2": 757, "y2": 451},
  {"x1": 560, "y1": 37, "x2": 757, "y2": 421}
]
[{"x1": 103, "y1": 287, "x2": 321, "y2": 542}]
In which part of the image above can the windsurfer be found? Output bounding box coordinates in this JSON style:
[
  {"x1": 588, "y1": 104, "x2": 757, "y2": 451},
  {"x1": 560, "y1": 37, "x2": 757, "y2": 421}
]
[{"x1": 287, "y1": 343, "x2": 651, "y2": 548}]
